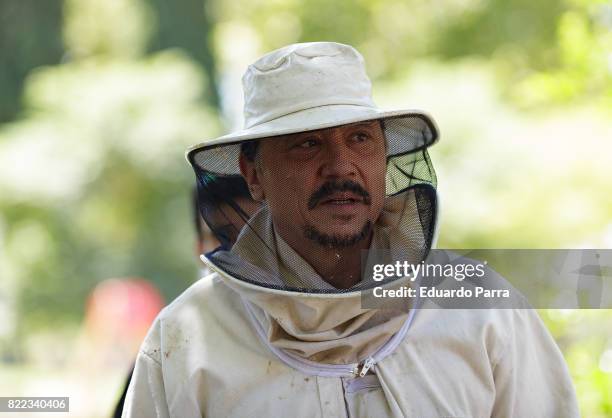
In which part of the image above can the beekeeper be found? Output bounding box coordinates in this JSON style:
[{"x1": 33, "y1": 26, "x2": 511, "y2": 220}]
[{"x1": 122, "y1": 42, "x2": 578, "y2": 418}]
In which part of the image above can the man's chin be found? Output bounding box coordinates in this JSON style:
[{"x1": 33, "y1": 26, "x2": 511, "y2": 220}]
[
  {"x1": 303, "y1": 221, "x2": 372, "y2": 249},
  {"x1": 310, "y1": 211, "x2": 370, "y2": 228}
]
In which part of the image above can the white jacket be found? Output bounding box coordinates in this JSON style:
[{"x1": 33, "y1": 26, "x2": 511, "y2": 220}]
[{"x1": 122, "y1": 269, "x2": 579, "y2": 418}]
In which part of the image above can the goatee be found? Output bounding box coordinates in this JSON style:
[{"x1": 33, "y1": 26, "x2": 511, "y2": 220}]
[{"x1": 304, "y1": 221, "x2": 372, "y2": 249}]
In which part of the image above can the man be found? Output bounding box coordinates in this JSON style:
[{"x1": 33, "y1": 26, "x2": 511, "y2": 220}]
[{"x1": 123, "y1": 42, "x2": 578, "y2": 417}]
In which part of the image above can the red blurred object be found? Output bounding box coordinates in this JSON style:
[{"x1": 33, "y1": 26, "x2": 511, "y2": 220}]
[{"x1": 85, "y1": 278, "x2": 164, "y2": 349}]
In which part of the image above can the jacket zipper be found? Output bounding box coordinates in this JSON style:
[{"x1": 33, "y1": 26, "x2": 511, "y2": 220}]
[{"x1": 358, "y1": 357, "x2": 375, "y2": 377}]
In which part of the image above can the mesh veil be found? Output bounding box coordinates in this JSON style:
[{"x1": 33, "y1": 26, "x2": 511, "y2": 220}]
[{"x1": 188, "y1": 114, "x2": 438, "y2": 294}]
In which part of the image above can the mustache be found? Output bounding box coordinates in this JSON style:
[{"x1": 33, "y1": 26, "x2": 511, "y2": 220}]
[{"x1": 307, "y1": 180, "x2": 371, "y2": 209}]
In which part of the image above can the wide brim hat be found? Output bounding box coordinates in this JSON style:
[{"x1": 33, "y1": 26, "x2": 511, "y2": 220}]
[{"x1": 186, "y1": 42, "x2": 439, "y2": 176}]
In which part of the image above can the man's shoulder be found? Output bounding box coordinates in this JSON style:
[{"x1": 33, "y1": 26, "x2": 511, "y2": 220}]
[
  {"x1": 159, "y1": 272, "x2": 248, "y2": 327},
  {"x1": 163, "y1": 272, "x2": 230, "y2": 310},
  {"x1": 138, "y1": 272, "x2": 251, "y2": 362}
]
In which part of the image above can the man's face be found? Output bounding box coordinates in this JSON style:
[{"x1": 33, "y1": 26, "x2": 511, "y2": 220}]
[{"x1": 240, "y1": 120, "x2": 387, "y2": 249}]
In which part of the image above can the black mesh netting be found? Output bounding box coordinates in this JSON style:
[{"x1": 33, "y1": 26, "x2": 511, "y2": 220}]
[{"x1": 188, "y1": 114, "x2": 438, "y2": 293}]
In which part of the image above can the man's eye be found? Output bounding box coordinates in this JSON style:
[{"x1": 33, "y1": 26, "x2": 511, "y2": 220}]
[
  {"x1": 352, "y1": 132, "x2": 371, "y2": 142},
  {"x1": 297, "y1": 139, "x2": 319, "y2": 148}
]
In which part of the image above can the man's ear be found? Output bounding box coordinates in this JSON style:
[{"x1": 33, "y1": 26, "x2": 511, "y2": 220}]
[{"x1": 239, "y1": 153, "x2": 265, "y2": 201}]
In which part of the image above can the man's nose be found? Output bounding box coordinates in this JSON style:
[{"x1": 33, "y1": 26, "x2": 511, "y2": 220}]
[{"x1": 319, "y1": 140, "x2": 357, "y2": 178}]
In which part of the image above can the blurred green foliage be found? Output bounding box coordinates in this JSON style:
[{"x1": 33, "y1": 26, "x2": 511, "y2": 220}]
[
  {"x1": 0, "y1": 1, "x2": 64, "y2": 123},
  {"x1": 0, "y1": 0, "x2": 220, "y2": 349},
  {"x1": 0, "y1": 0, "x2": 611, "y2": 415},
  {"x1": 211, "y1": 0, "x2": 611, "y2": 107}
]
